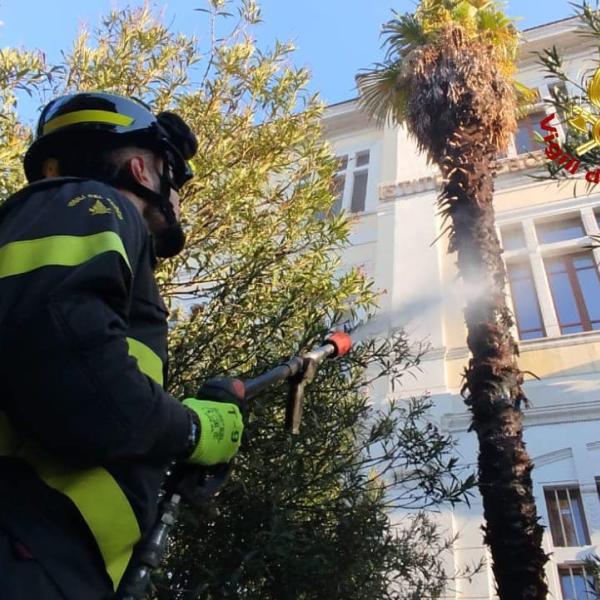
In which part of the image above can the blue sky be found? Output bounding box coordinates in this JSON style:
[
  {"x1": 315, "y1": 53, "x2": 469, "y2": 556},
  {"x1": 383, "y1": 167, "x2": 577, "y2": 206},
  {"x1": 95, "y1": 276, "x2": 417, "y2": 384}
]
[{"x1": 0, "y1": 0, "x2": 575, "y2": 106}]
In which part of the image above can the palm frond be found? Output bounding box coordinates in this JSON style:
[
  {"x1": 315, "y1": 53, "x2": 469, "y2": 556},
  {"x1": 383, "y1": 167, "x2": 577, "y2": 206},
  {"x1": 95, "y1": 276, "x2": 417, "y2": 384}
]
[
  {"x1": 451, "y1": 1, "x2": 478, "y2": 27},
  {"x1": 514, "y1": 80, "x2": 540, "y2": 118},
  {"x1": 381, "y1": 12, "x2": 429, "y2": 62},
  {"x1": 476, "y1": 3, "x2": 514, "y2": 33},
  {"x1": 358, "y1": 0, "x2": 520, "y2": 129},
  {"x1": 357, "y1": 62, "x2": 408, "y2": 127}
]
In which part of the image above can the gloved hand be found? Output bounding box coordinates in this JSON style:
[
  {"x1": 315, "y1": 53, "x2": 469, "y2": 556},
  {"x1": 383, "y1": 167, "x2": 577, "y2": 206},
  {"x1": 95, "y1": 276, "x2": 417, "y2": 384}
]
[{"x1": 183, "y1": 378, "x2": 246, "y2": 466}]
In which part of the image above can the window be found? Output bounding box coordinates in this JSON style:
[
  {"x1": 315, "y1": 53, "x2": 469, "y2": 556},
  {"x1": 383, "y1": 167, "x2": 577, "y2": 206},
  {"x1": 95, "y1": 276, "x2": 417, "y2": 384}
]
[
  {"x1": 558, "y1": 564, "x2": 597, "y2": 600},
  {"x1": 350, "y1": 150, "x2": 369, "y2": 213},
  {"x1": 537, "y1": 217, "x2": 585, "y2": 244},
  {"x1": 330, "y1": 155, "x2": 347, "y2": 215},
  {"x1": 545, "y1": 253, "x2": 600, "y2": 334},
  {"x1": 515, "y1": 111, "x2": 546, "y2": 155},
  {"x1": 507, "y1": 262, "x2": 545, "y2": 339},
  {"x1": 355, "y1": 150, "x2": 369, "y2": 168},
  {"x1": 502, "y1": 225, "x2": 526, "y2": 251},
  {"x1": 544, "y1": 487, "x2": 590, "y2": 547},
  {"x1": 501, "y1": 208, "x2": 600, "y2": 341},
  {"x1": 330, "y1": 150, "x2": 370, "y2": 214}
]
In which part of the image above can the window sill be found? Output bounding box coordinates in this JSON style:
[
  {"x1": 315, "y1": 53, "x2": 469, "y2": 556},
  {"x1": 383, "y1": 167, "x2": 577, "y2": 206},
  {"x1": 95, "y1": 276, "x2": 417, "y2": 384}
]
[
  {"x1": 551, "y1": 546, "x2": 595, "y2": 551},
  {"x1": 519, "y1": 329, "x2": 600, "y2": 351},
  {"x1": 344, "y1": 208, "x2": 377, "y2": 218}
]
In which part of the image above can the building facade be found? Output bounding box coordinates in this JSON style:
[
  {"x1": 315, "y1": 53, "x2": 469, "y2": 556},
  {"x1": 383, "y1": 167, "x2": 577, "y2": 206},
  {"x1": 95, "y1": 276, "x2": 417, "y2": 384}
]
[{"x1": 323, "y1": 18, "x2": 600, "y2": 600}]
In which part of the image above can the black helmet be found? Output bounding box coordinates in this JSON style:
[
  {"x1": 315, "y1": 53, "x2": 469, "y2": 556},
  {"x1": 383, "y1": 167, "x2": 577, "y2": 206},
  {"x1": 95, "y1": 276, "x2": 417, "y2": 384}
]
[{"x1": 24, "y1": 91, "x2": 197, "y2": 188}]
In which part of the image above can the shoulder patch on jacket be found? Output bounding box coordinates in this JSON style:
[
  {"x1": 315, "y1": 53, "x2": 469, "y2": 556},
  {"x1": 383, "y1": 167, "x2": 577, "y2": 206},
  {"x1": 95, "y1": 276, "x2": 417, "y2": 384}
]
[
  {"x1": 89, "y1": 199, "x2": 112, "y2": 216},
  {"x1": 67, "y1": 193, "x2": 124, "y2": 220}
]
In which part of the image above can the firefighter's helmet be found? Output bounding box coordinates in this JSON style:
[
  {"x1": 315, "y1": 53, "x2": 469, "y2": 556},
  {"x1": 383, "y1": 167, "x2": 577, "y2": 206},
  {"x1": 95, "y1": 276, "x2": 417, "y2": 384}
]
[{"x1": 24, "y1": 91, "x2": 197, "y2": 189}]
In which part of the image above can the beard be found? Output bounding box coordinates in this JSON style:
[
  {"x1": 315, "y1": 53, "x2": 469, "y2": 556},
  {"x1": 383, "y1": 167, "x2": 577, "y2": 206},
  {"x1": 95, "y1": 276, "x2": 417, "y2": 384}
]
[{"x1": 153, "y1": 221, "x2": 186, "y2": 258}]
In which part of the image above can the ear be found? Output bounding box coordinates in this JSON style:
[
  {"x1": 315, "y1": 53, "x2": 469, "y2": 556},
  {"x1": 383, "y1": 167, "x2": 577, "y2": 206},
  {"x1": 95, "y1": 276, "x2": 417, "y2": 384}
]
[{"x1": 128, "y1": 155, "x2": 155, "y2": 187}]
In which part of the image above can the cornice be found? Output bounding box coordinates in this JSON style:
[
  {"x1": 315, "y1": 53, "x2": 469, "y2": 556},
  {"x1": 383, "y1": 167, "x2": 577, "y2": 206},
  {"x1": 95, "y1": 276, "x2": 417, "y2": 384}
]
[
  {"x1": 496, "y1": 151, "x2": 546, "y2": 174},
  {"x1": 586, "y1": 440, "x2": 600, "y2": 452},
  {"x1": 442, "y1": 400, "x2": 600, "y2": 433},
  {"x1": 379, "y1": 176, "x2": 441, "y2": 201},
  {"x1": 519, "y1": 18, "x2": 585, "y2": 68},
  {"x1": 378, "y1": 153, "x2": 547, "y2": 201},
  {"x1": 445, "y1": 346, "x2": 470, "y2": 361},
  {"x1": 322, "y1": 99, "x2": 373, "y2": 138},
  {"x1": 533, "y1": 447, "x2": 573, "y2": 468},
  {"x1": 420, "y1": 346, "x2": 447, "y2": 362},
  {"x1": 523, "y1": 17, "x2": 577, "y2": 35},
  {"x1": 323, "y1": 98, "x2": 359, "y2": 116}
]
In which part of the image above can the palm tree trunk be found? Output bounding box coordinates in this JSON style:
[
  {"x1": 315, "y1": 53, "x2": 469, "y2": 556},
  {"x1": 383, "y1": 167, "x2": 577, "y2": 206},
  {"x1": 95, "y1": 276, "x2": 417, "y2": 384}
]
[{"x1": 440, "y1": 125, "x2": 549, "y2": 600}]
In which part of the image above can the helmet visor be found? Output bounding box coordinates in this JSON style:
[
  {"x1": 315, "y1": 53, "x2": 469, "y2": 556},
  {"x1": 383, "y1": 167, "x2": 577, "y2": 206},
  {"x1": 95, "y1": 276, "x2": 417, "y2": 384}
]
[{"x1": 165, "y1": 148, "x2": 194, "y2": 191}]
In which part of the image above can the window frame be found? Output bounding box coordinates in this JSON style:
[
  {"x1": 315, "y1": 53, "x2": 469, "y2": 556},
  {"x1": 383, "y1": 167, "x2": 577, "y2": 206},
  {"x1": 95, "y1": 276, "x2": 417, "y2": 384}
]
[
  {"x1": 544, "y1": 252, "x2": 600, "y2": 334},
  {"x1": 544, "y1": 485, "x2": 591, "y2": 548},
  {"x1": 349, "y1": 150, "x2": 370, "y2": 214},
  {"x1": 514, "y1": 109, "x2": 548, "y2": 156},
  {"x1": 330, "y1": 156, "x2": 348, "y2": 216},
  {"x1": 506, "y1": 260, "x2": 546, "y2": 340},
  {"x1": 500, "y1": 82, "x2": 569, "y2": 158},
  {"x1": 331, "y1": 148, "x2": 372, "y2": 215},
  {"x1": 499, "y1": 204, "x2": 600, "y2": 342},
  {"x1": 558, "y1": 563, "x2": 598, "y2": 600},
  {"x1": 536, "y1": 216, "x2": 586, "y2": 245}
]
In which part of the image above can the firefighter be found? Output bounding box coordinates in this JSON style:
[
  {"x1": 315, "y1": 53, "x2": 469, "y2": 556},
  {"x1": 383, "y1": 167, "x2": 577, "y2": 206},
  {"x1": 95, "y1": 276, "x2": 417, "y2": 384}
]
[{"x1": 0, "y1": 92, "x2": 245, "y2": 599}]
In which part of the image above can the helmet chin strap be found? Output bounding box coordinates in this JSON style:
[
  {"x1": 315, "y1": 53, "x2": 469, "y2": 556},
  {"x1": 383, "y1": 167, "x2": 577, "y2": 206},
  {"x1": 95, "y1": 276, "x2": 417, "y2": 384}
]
[
  {"x1": 111, "y1": 162, "x2": 186, "y2": 258},
  {"x1": 113, "y1": 162, "x2": 177, "y2": 226}
]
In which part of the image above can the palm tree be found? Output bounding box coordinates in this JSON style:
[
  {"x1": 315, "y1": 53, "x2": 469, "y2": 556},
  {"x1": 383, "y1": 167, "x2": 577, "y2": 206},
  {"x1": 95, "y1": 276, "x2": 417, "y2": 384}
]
[{"x1": 359, "y1": 1, "x2": 548, "y2": 598}]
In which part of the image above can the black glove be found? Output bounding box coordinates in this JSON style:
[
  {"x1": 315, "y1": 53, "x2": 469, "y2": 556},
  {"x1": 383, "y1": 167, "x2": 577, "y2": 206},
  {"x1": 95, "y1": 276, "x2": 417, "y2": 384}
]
[{"x1": 197, "y1": 378, "x2": 248, "y2": 423}]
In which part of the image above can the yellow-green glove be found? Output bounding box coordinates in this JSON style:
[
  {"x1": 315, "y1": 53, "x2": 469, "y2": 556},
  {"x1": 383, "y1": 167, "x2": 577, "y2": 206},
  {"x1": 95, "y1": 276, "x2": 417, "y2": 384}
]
[{"x1": 183, "y1": 398, "x2": 244, "y2": 466}]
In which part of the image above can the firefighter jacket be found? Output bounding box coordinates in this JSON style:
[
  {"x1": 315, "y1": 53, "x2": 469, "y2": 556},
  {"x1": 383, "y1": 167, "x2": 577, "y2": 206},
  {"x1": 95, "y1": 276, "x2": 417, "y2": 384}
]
[{"x1": 0, "y1": 177, "x2": 193, "y2": 595}]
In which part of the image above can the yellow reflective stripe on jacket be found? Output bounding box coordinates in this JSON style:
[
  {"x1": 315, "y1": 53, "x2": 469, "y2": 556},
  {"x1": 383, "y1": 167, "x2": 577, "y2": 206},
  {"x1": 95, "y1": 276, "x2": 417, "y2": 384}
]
[
  {"x1": 126, "y1": 337, "x2": 164, "y2": 387},
  {"x1": 43, "y1": 110, "x2": 134, "y2": 134},
  {"x1": 0, "y1": 232, "x2": 131, "y2": 279},
  {"x1": 25, "y1": 448, "x2": 141, "y2": 589},
  {"x1": 0, "y1": 415, "x2": 141, "y2": 590}
]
